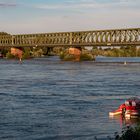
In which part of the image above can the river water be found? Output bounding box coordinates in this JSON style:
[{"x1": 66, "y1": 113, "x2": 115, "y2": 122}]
[{"x1": 0, "y1": 57, "x2": 140, "y2": 140}]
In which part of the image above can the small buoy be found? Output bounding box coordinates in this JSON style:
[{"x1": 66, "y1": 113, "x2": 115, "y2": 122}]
[
  {"x1": 124, "y1": 61, "x2": 127, "y2": 65},
  {"x1": 19, "y1": 58, "x2": 22, "y2": 64}
]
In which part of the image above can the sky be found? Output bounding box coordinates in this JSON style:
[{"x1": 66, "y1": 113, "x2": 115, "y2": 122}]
[{"x1": 0, "y1": 0, "x2": 140, "y2": 34}]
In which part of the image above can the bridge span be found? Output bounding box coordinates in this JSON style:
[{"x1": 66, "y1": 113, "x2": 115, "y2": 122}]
[{"x1": 0, "y1": 28, "x2": 140, "y2": 48}]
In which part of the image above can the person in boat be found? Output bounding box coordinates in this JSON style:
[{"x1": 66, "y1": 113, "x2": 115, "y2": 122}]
[{"x1": 122, "y1": 106, "x2": 126, "y2": 116}]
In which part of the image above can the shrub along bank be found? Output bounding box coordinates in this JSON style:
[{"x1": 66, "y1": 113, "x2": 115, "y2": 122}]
[{"x1": 2, "y1": 46, "x2": 140, "y2": 61}]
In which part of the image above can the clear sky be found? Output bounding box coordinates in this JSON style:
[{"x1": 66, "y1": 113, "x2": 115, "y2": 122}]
[{"x1": 0, "y1": 0, "x2": 140, "y2": 34}]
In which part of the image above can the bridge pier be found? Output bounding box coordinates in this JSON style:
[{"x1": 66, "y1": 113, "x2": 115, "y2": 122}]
[
  {"x1": 11, "y1": 47, "x2": 23, "y2": 60},
  {"x1": 68, "y1": 47, "x2": 82, "y2": 61}
]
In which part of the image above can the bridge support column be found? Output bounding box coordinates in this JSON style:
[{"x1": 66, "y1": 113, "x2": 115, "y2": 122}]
[
  {"x1": 68, "y1": 47, "x2": 81, "y2": 61},
  {"x1": 11, "y1": 47, "x2": 23, "y2": 60}
]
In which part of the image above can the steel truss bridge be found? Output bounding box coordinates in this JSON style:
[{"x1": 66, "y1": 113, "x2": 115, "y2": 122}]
[{"x1": 0, "y1": 28, "x2": 140, "y2": 48}]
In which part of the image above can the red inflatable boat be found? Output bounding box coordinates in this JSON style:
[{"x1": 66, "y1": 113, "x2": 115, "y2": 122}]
[{"x1": 109, "y1": 97, "x2": 140, "y2": 119}]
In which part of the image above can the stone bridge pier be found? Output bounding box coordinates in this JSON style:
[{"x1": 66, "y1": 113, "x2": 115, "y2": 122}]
[
  {"x1": 11, "y1": 47, "x2": 23, "y2": 60},
  {"x1": 68, "y1": 47, "x2": 82, "y2": 61}
]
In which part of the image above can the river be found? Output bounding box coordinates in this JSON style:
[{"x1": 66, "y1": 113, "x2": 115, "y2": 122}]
[{"x1": 0, "y1": 57, "x2": 140, "y2": 140}]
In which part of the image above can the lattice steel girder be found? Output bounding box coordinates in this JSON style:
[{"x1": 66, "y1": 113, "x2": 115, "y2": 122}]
[{"x1": 0, "y1": 28, "x2": 140, "y2": 47}]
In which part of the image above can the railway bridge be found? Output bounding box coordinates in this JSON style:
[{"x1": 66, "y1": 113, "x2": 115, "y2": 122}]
[{"x1": 0, "y1": 28, "x2": 140, "y2": 48}]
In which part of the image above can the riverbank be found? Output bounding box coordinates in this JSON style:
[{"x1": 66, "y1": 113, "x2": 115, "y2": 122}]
[
  {"x1": 59, "y1": 46, "x2": 140, "y2": 61},
  {"x1": 1, "y1": 46, "x2": 140, "y2": 62}
]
